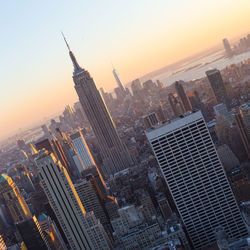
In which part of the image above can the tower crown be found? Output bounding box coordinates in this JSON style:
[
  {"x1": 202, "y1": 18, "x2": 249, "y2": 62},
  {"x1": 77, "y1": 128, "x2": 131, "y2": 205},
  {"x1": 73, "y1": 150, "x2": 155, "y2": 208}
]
[{"x1": 62, "y1": 32, "x2": 83, "y2": 75}]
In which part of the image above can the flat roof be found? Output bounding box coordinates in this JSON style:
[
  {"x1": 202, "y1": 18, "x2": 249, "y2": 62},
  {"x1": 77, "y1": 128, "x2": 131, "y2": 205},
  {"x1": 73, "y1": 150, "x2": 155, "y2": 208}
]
[{"x1": 146, "y1": 111, "x2": 203, "y2": 141}]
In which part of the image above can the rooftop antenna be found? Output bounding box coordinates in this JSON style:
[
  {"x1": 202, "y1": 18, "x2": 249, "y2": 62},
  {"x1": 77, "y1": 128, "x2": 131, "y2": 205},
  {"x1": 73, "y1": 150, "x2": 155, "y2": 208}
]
[{"x1": 61, "y1": 31, "x2": 71, "y2": 51}]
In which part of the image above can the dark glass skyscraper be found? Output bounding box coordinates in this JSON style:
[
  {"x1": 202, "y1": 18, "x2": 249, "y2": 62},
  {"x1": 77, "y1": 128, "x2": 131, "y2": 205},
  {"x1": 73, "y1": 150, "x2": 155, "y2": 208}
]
[
  {"x1": 16, "y1": 216, "x2": 49, "y2": 250},
  {"x1": 63, "y1": 35, "x2": 133, "y2": 176},
  {"x1": 174, "y1": 81, "x2": 192, "y2": 112},
  {"x1": 206, "y1": 69, "x2": 229, "y2": 108}
]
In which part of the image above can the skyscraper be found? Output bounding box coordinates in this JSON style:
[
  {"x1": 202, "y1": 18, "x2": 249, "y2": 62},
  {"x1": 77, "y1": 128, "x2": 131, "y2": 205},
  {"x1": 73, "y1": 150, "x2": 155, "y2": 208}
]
[
  {"x1": 131, "y1": 78, "x2": 142, "y2": 96},
  {"x1": 35, "y1": 150, "x2": 94, "y2": 249},
  {"x1": 75, "y1": 175, "x2": 112, "y2": 236},
  {"x1": 35, "y1": 150, "x2": 111, "y2": 249},
  {"x1": 63, "y1": 34, "x2": 133, "y2": 176},
  {"x1": 112, "y1": 68, "x2": 126, "y2": 96},
  {"x1": 174, "y1": 81, "x2": 192, "y2": 112},
  {"x1": 168, "y1": 93, "x2": 185, "y2": 117},
  {"x1": 146, "y1": 111, "x2": 248, "y2": 249},
  {"x1": 0, "y1": 235, "x2": 6, "y2": 250},
  {"x1": 0, "y1": 174, "x2": 31, "y2": 223},
  {"x1": 213, "y1": 103, "x2": 233, "y2": 123},
  {"x1": 234, "y1": 103, "x2": 250, "y2": 160},
  {"x1": 37, "y1": 214, "x2": 67, "y2": 249},
  {"x1": 16, "y1": 216, "x2": 49, "y2": 250},
  {"x1": 70, "y1": 130, "x2": 96, "y2": 169},
  {"x1": 143, "y1": 112, "x2": 159, "y2": 129},
  {"x1": 41, "y1": 124, "x2": 50, "y2": 137},
  {"x1": 206, "y1": 69, "x2": 229, "y2": 108},
  {"x1": 223, "y1": 38, "x2": 233, "y2": 57}
]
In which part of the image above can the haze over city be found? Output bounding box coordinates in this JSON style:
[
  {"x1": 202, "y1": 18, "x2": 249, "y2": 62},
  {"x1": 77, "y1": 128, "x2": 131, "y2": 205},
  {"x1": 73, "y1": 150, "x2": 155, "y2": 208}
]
[
  {"x1": 1, "y1": 0, "x2": 250, "y2": 140},
  {"x1": 0, "y1": 1, "x2": 250, "y2": 249}
]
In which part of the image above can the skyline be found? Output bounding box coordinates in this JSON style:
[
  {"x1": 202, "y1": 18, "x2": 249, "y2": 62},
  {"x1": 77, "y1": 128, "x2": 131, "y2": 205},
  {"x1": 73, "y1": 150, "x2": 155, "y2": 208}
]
[{"x1": 1, "y1": 0, "x2": 250, "y2": 140}]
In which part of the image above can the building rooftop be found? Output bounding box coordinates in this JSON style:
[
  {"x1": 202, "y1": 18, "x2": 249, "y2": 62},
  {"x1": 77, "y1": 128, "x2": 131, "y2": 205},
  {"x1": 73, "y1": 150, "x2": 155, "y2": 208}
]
[
  {"x1": 206, "y1": 68, "x2": 219, "y2": 75},
  {"x1": 0, "y1": 174, "x2": 9, "y2": 183},
  {"x1": 36, "y1": 149, "x2": 50, "y2": 160},
  {"x1": 37, "y1": 213, "x2": 48, "y2": 221},
  {"x1": 146, "y1": 110, "x2": 203, "y2": 140}
]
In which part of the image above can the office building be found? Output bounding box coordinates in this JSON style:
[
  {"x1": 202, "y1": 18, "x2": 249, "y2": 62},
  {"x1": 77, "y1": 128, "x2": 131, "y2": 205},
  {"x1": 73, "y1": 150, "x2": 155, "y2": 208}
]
[
  {"x1": 114, "y1": 86, "x2": 125, "y2": 100},
  {"x1": 70, "y1": 131, "x2": 95, "y2": 169},
  {"x1": 112, "y1": 68, "x2": 126, "y2": 95},
  {"x1": 111, "y1": 205, "x2": 144, "y2": 236},
  {"x1": 81, "y1": 166, "x2": 107, "y2": 196},
  {"x1": 213, "y1": 103, "x2": 233, "y2": 123},
  {"x1": 119, "y1": 223, "x2": 163, "y2": 250},
  {"x1": 143, "y1": 79, "x2": 156, "y2": 92},
  {"x1": 139, "y1": 193, "x2": 157, "y2": 223},
  {"x1": 75, "y1": 174, "x2": 112, "y2": 235},
  {"x1": 37, "y1": 214, "x2": 67, "y2": 249},
  {"x1": 241, "y1": 201, "x2": 250, "y2": 235},
  {"x1": 168, "y1": 93, "x2": 185, "y2": 117},
  {"x1": 206, "y1": 69, "x2": 229, "y2": 108},
  {"x1": 41, "y1": 124, "x2": 50, "y2": 137},
  {"x1": 99, "y1": 87, "x2": 111, "y2": 106},
  {"x1": 131, "y1": 78, "x2": 142, "y2": 96},
  {"x1": 223, "y1": 38, "x2": 233, "y2": 57},
  {"x1": 84, "y1": 212, "x2": 112, "y2": 249},
  {"x1": 17, "y1": 139, "x2": 26, "y2": 150},
  {"x1": 146, "y1": 111, "x2": 248, "y2": 249},
  {"x1": 35, "y1": 150, "x2": 94, "y2": 249},
  {"x1": 104, "y1": 196, "x2": 119, "y2": 220},
  {"x1": 174, "y1": 81, "x2": 192, "y2": 112},
  {"x1": 239, "y1": 103, "x2": 250, "y2": 137},
  {"x1": 63, "y1": 34, "x2": 133, "y2": 176},
  {"x1": 35, "y1": 138, "x2": 54, "y2": 153},
  {"x1": 0, "y1": 235, "x2": 6, "y2": 250},
  {"x1": 16, "y1": 216, "x2": 49, "y2": 250},
  {"x1": 156, "y1": 194, "x2": 172, "y2": 221},
  {"x1": 143, "y1": 113, "x2": 159, "y2": 129},
  {"x1": 234, "y1": 103, "x2": 250, "y2": 159},
  {"x1": 216, "y1": 144, "x2": 240, "y2": 171},
  {"x1": 0, "y1": 174, "x2": 31, "y2": 223}
]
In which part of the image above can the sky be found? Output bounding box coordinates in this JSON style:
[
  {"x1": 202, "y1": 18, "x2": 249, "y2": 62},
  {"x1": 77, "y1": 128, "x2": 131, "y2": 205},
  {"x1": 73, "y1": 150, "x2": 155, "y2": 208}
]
[{"x1": 0, "y1": 0, "x2": 250, "y2": 140}]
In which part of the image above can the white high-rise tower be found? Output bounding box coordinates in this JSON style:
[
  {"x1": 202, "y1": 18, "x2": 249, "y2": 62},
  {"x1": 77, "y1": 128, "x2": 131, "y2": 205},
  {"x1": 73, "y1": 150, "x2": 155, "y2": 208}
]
[
  {"x1": 35, "y1": 150, "x2": 111, "y2": 249},
  {"x1": 112, "y1": 68, "x2": 125, "y2": 93},
  {"x1": 70, "y1": 131, "x2": 96, "y2": 169},
  {"x1": 146, "y1": 111, "x2": 248, "y2": 249}
]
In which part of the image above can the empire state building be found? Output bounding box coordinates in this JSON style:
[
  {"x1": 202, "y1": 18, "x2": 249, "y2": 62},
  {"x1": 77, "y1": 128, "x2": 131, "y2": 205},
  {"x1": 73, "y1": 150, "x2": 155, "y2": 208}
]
[{"x1": 63, "y1": 35, "x2": 133, "y2": 176}]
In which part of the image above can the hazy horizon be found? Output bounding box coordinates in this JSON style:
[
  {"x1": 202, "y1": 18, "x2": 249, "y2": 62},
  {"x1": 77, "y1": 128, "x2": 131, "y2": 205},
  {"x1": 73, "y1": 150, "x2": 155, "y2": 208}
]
[{"x1": 1, "y1": 0, "x2": 250, "y2": 140}]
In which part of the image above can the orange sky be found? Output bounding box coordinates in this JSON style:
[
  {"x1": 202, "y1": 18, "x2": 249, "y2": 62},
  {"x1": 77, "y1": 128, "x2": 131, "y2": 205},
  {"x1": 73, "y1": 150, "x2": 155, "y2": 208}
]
[{"x1": 1, "y1": 0, "x2": 250, "y2": 140}]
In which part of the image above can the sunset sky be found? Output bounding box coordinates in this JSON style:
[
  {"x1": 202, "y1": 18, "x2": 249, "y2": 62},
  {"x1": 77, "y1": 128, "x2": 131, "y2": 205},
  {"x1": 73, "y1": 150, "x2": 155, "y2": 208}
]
[{"x1": 1, "y1": 0, "x2": 250, "y2": 140}]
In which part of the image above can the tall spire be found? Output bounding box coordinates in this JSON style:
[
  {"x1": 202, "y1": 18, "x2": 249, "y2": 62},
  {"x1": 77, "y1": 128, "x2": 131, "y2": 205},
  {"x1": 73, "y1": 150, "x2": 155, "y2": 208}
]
[
  {"x1": 61, "y1": 32, "x2": 83, "y2": 74},
  {"x1": 61, "y1": 31, "x2": 70, "y2": 51}
]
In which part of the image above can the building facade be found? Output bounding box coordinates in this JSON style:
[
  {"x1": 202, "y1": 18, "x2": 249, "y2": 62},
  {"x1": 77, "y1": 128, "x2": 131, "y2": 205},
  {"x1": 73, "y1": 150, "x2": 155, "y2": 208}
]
[
  {"x1": 16, "y1": 216, "x2": 49, "y2": 250},
  {"x1": 146, "y1": 111, "x2": 248, "y2": 249},
  {"x1": 223, "y1": 38, "x2": 233, "y2": 57},
  {"x1": 174, "y1": 81, "x2": 192, "y2": 112},
  {"x1": 112, "y1": 68, "x2": 126, "y2": 96},
  {"x1": 63, "y1": 37, "x2": 133, "y2": 176},
  {"x1": 0, "y1": 174, "x2": 31, "y2": 223},
  {"x1": 234, "y1": 103, "x2": 250, "y2": 160},
  {"x1": 70, "y1": 131, "x2": 96, "y2": 169},
  {"x1": 35, "y1": 150, "x2": 94, "y2": 249},
  {"x1": 206, "y1": 69, "x2": 229, "y2": 108},
  {"x1": 74, "y1": 175, "x2": 112, "y2": 236}
]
